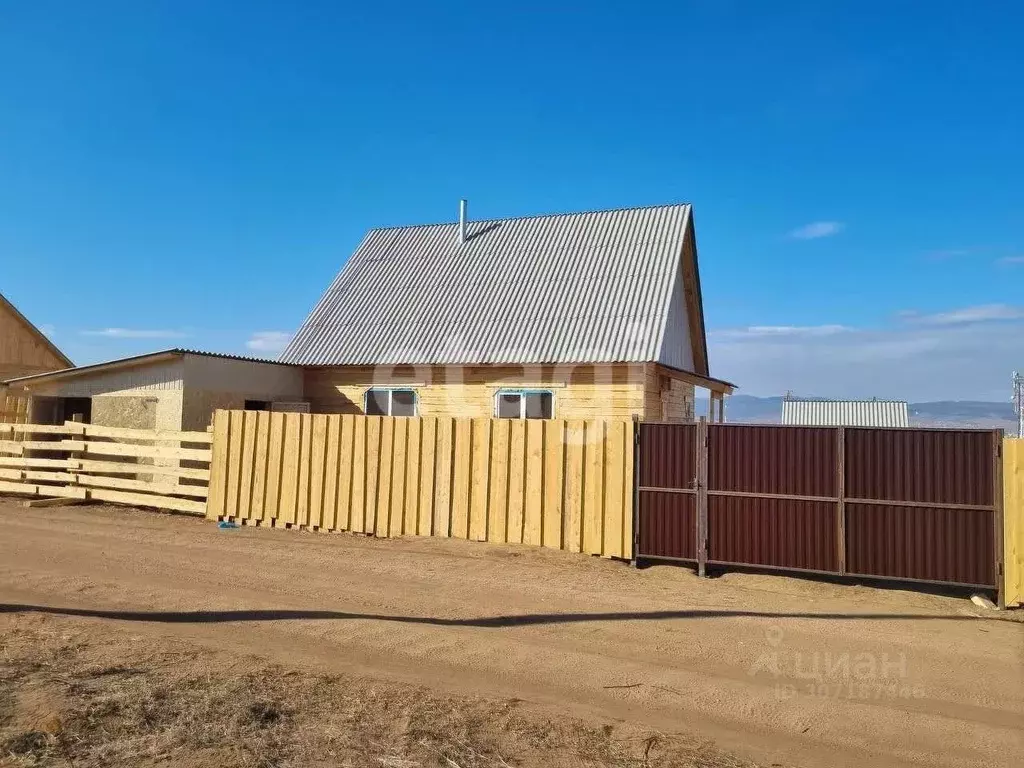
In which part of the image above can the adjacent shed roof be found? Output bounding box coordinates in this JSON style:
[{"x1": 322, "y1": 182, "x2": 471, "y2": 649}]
[
  {"x1": 781, "y1": 399, "x2": 910, "y2": 427},
  {"x1": 281, "y1": 203, "x2": 713, "y2": 376},
  {"x1": 3, "y1": 348, "x2": 299, "y2": 387}
]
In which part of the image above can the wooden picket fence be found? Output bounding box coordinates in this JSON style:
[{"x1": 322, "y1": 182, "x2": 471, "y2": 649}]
[
  {"x1": 207, "y1": 411, "x2": 635, "y2": 559},
  {"x1": 0, "y1": 421, "x2": 212, "y2": 514}
]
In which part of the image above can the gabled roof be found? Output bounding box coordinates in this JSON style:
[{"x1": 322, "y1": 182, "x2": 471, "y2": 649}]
[
  {"x1": 782, "y1": 399, "x2": 910, "y2": 427},
  {"x1": 281, "y1": 203, "x2": 713, "y2": 376},
  {"x1": 0, "y1": 292, "x2": 73, "y2": 368}
]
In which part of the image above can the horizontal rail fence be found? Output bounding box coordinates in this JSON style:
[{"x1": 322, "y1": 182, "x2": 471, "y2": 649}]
[
  {"x1": 637, "y1": 422, "x2": 1003, "y2": 593},
  {"x1": 0, "y1": 421, "x2": 212, "y2": 514},
  {"x1": 207, "y1": 410, "x2": 634, "y2": 559}
]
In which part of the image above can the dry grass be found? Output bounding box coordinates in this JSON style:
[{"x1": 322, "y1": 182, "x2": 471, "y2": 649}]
[{"x1": 0, "y1": 615, "x2": 762, "y2": 768}]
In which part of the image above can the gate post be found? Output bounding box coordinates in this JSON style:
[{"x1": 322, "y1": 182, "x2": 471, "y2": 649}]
[
  {"x1": 837, "y1": 427, "x2": 847, "y2": 575},
  {"x1": 994, "y1": 431, "x2": 1005, "y2": 608},
  {"x1": 631, "y1": 415, "x2": 641, "y2": 568},
  {"x1": 697, "y1": 418, "x2": 708, "y2": 577}
]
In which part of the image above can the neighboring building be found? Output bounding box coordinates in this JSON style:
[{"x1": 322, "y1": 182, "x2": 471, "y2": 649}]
[
  {"x1": 0, "y1": 292, "x2": 72, "y2": 380},
  {"x1": 4, "y1": 349, "x2": 302, "y2": 431},
  {"x1": 282, "y1": 202, "x2": 734, "y2": 421},
  {"x1": 1, "y1": 292, "x2": 72, "y2": 423},
  {"x1": 781, "y1": 399, "x2": 910, "y2": 428}
]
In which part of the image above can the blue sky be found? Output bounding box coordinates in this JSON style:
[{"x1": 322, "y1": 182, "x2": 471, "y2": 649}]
[{"x1": 1, "y1": 1, "x2": 1021, "y2": 400}]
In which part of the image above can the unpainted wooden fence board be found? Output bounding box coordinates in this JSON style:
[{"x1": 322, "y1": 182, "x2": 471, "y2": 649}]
[
  {"x1": 450, "y1": 419, "x2": 472, "y2": 539},
  {"x1": 374, "y1": 417, "x2": 394, "y2": 537},
  {"x1": 336, "y1": 415, "x2": 355, "y2": 531},
  {"x1": 583, "y1": 420, "x2": 605, "y2": 555},
  {"x1": 487, "y1": 419, "x2": 510, "y2": 543},
  {"x1": 433, "y1": 418, "x2": 453, "y2": 537},
  {"x1": 563, "y1": 420, "x2": 586, "y2": 553},
  {"x1": 470, "y1": 418, "x2": 491, "y2": 542},
  {"x1": 524, "y1": 420, "x2": 544, "y2": 546},
  {"x1": 506, "y1": 420, "x2": 526, "y2": 544},
  {"x1": 403, "y1": 417, "x2": 421, "y2": 536},
  {"x1": 603, "y1": 420, "x2": 626, "y2": 559},
  {"x1": 417, "y1": 417, "x2": 436, "y2": 537},
  {"x1": 542, "y1": 420, "x2": 565, "y2": 549}
]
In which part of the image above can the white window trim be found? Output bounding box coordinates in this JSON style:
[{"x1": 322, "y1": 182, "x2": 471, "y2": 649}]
[
  {"x1": 364, "y1": 387, "x2": 418, "y2": 417},
  {"x1": 493, "y1": 388, "x2": 555, "y2": 420}
]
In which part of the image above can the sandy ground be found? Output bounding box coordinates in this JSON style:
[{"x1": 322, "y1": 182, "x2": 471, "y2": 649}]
[{"x1": 0, "y1": 501, "x2": 1021, "y2": 768}]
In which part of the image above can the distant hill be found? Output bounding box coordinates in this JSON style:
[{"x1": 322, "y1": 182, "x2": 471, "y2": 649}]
[{"x1": 695, "y1": 395, "x2": 1017, "y2": 433}]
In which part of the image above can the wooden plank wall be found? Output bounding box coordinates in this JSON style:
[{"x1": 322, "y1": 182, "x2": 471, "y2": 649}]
[
  {"x1": 1005, "y1": 438, "x2": 1023, "y2": 608},
  {"x1": 0, "y1": 421, "x2": 212, "y2": 514},
  {"x1": 207, "y1": 411, "x2": 636, "y2": 559},
  {"x1": 0, "y1": 392, "x2": 29, "y2": 425}
]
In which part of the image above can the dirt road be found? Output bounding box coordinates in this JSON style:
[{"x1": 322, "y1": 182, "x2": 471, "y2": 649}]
[{"x1": 1, "y1": 502, "x2": 1021, "y2": 767}]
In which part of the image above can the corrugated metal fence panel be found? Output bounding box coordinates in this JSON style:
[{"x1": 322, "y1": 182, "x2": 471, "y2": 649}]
[
  {"x1": 846, "y1": 503, "x2": 994, "y2": 586},
  {"x1": 708, "y1": 424, "x2": 838, "y2": 497},
  {"x1": 708, "y1": 496, "x2": 838, "y2": 572},
  {"x1": 208, "y1": 411, "x2": 635, "y2": 559},
  {"x1": 845, "y1": 428, "x2": 994, "y2": 505},
  {"x1": 1004, "y1": 439, "x2": 1024, "y2": 607},
  {"x1": 638, "y1": 490, "x2": 696, "y2": 560},
  {"x1": 638, "y1": 422, "x2": 1000, "y2": 590},
  {"x1": 639, "y1": 422, "x2": 696, "y2": 489}
]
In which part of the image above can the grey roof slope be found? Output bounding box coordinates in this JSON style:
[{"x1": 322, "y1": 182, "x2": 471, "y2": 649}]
[
  {"x1": 281, "y1": 203, "x2": 709, "y2": 371},
  {"x1": 782, "y1": 399, "x2": 910, "y2": 428}
]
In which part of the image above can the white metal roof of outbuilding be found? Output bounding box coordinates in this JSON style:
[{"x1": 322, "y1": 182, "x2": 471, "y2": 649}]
[{"x1": 781, "y1": 399, "x2": 910, "y2": 427}]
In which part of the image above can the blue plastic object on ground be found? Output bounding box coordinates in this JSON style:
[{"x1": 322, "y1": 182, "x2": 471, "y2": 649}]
[{"x1": 218, "y1": 521, "x2": 239, "y2": 529}]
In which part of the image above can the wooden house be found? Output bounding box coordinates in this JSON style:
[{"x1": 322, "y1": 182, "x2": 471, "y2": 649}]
[{"x1": 282, "y1": 202, "x2": 735, "y2": 421}]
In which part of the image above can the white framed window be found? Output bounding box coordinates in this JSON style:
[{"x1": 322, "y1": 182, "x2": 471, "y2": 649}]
[
  {"x1": 494, "y1": 389, "x2": 554, "y2": 420},
  {"x1": 364, "y1": 388, "x2": 418, "y2": 417}
]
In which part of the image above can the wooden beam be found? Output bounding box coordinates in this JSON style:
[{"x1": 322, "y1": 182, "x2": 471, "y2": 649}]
[
  {"x1": 74, "y1": 458, "x2": 211, "y2": 481},
  {"x1": 76, "y1": 474, "x2": 209, "y2": 500},
  {"x1": 65, "y1": 421, "x2": 213, "y2": 444},
  {"x1": 21, "y1": 497, "x2": 88, "y2": 509},
  {"x1": 86, "y1": 488, "x2": 206, "y2": 515},
  {"x1": 60, "y1": 440, "x2": 211, "y2": 462},
  {"x1": 653, "y1": 364, "x2": 736, "y2": 396},
  {"x1": 0, "y1": 424, "x2": 73, "y2": 436}
]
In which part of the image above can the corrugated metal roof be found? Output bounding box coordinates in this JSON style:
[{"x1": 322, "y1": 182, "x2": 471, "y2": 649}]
[
  {"x1": 281, "y1": 203, "x2": 700, "y2": 368},
  {"x1": 3, "y1": 348, "x2": 299, "y2": 386},
  {"x1": 781, "y1": 399, "x2": 910, "y2": 427}
]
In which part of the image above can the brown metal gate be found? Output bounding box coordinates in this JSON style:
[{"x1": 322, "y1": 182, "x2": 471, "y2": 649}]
[{"x1": 636, "y1": 422, "x2": 1003, "y2": 595}]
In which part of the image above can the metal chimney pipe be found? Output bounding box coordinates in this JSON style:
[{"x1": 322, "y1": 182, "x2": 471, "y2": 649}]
[{"x1": 458, "y1": 199, "x2": 468, "y2": 243}]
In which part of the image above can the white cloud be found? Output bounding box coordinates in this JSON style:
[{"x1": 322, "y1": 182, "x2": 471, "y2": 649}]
[
  {"x1": 246, "y1": 331, "x2": 292, "y2": 353},
  {"x1": 909, "y1": 304, "x2": 1024, "y2": 325},
  {"x1": 712, "y1": 324, "x2": 851, "y2": 339},
  {"x1": 710, "y1": 309, "x2": 1024, "y2": 400},
  {"x1": 788, "y1": 221, "x2": 844, "y2": 240},
  {"x1": 81, "y1": 328, "x2": 187, "y2": 339},
  {"x1": 997, "y1": 255, "x2": 1024, "y2": 265}
]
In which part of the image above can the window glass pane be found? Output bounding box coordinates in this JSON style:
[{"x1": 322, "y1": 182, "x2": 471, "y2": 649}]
[
  {"x1": 497, "y1": 393, "x2": 521, "y2": 419},
  {"x1": 525, "y1": 392, "x2": 552, "y2": 419},
  {"x1": 365, "y1": 389, "x2": 389, "y2": 416},
  {"x1": 391, "y1": 390, "x2": 416, "y2": 416}
]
